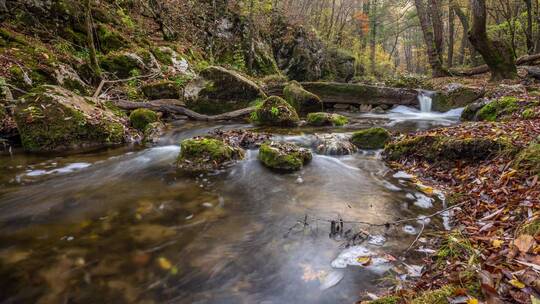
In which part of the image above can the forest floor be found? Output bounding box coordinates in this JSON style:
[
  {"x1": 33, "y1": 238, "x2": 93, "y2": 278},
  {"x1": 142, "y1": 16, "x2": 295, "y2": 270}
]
[{"x1": 369, "y1": 80, "x2": 540, "y2": 303}]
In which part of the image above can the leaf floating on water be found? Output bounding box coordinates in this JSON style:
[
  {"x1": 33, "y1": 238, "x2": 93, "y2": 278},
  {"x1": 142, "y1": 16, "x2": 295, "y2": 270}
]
[
  {"x1": 158, "y1": 257, "x2": 172, "y2": 270},
  {"x1": 509, "y1": 279, "x2": 525, "y2": 289},
  {"x1": 356, "y1": 256, "x2": 372, "y2": 266}
]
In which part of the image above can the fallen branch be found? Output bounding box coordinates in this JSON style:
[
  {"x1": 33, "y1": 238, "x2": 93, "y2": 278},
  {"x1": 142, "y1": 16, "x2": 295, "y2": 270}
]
[
  {"x1": 92, "y1": 72, "x2": 160, "y2": 98},
  {"x1": 450, "y1": 53, "x2": 540, "y2": 76},
  {"x1": 113, "y1": 99, "x2": 255, "y2": 121}
]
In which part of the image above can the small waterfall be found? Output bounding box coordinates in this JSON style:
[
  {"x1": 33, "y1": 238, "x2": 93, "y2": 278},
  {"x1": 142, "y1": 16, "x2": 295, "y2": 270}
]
[{"x1": 417, "y1": 90, "x2": 434, "y2": 112}]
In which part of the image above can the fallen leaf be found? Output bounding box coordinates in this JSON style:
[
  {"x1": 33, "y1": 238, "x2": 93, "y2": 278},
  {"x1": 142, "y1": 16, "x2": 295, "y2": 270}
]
[
  {"x1": 467, "y1": 298, "x2": 479, "y2": 304},
  {"x1": 157, "y1": 257, "x2": 172, "y2": 270},
  {"x1": 356, "y1": 256, "x2": 372, "y2": 266},
  {"x1": 514, "y1": 235, "x2": 535, "y2": 253},
  {"x1": 492, "y1": 239, "x2": 504, "y2": 248},
  {"x1": 509, "y1": 279, "x2": 525, "y2": 289}
]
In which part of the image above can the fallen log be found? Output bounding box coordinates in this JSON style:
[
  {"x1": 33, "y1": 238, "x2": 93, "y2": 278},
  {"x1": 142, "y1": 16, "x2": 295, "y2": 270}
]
[
  {"x1": 522, "y1": 66, "x2": 540, "y2": 80},
  {"x1": 113, "y1": 99, "x2": 255, "y2": 121},
  {"x1": 450, "y1": 53, "x2": 540, "y2": 76}
]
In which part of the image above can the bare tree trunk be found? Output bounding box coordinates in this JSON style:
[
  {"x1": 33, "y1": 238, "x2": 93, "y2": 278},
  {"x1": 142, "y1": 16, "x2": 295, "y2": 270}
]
[
  {"x1": 414, "y1": 0, "x2": 448, "y2": 77},
  {"x1": 451, "y1": 0, "x2": 471, "y2": 65},
  {"x1": 429, "y1": 0, "x2": 445, "y2": 64},
  {"x1": 85, "y1": 0, "x2": 100, "y2": 78},
  {"x1": 246, "y1": 0, "x2": 255, "y2": 74},
  {"x1": 468, "y1": 0, "x2": 517, "y2": 80},
  {"x1": 448, "y1": 5, "x2": 455, "y2": 67},
  {"x1": 370, "y1": 0, "x2": 378, "y2": 74},
  {"x1": 524, "y1": 0, "x2": 534, "y2": 54}
]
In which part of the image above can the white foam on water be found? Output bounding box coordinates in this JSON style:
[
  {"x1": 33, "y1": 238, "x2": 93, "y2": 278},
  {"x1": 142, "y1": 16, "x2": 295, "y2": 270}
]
[
  {"x1": 23, "y1": 162, "x2": 91, "y2": 178},
  {"x1": 319, "y1": 271, "x2": 344, "y2": 290},
  {"x1": 418, "y1": 91, "x2": 433, "y2": 112}
]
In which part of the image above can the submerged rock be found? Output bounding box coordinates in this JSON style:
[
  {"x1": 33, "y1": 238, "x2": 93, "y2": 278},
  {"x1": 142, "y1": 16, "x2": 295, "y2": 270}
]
[
  {"x1": 177, "y1": 137, "x2": 245, "y2": 173},
  {"x1": 384, "y1": 134, "x2": 511, "y2": 163},
  {"x1": 129, "y1": 109, "x2": 158, "y2": 131},
  {"x1": 432, "y1": 83, "x2": 485, "y2": 112},
  {"x1": 306, "y1": 112, "x2": 348, "y2": 127},
  {"x1": 314, "y1": 134, "x2": 357, "y2": 155},
  {"x1": 350, "y1": 128, "x2": 391, "y2": 149},
  {"x1": 14, "y1": 85, "x2": 127, "y2": 151},
  {"x1": 258, "y1": 142, "x2": 312, "y2": 171},
  {"x1": 252, "y1": 96, "x2": 299, "y2": 127},
  {"x1": 283, "y1": 81, "x2": 322, "y2": 113}
]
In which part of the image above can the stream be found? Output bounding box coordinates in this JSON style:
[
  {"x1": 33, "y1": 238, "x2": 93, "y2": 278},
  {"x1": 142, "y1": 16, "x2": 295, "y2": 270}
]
[{"x1": 0, "y1": 104, "x2": 463, "y2": 303}]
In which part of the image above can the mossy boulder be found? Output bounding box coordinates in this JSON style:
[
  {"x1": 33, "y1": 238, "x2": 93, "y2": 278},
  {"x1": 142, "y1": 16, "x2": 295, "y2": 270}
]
[
  {"x1": 351, "y1": 128, "x2": 391, "y2": 149},
  {"x1": 141, "y1": 81, "x2": 182, "y2": 100},
  {"x1": 188, "y1": 66, "x2": 267, "y2": 114},
  {"x1": 477, "y1": 96, "x2": 520, "y2": 121},
  {"x1": 100, "y1": 50, "x2": 158, "y2": 78},
  {"x1": 461, "y1": 99, "x2": 489, "y2": 121},
  {"x1": 258, "y1": 142, "x2": 312, "y2": 171},
  {"x1": 283, "y1": 81, "x2": 322, "y2": 113},
  {"x1": 177, "y1": 137, "x2": 245, "y2": 173},
  {"x1": 129, "y1": 109, "x2": 158, "y2": 131},
  {"x1": 14, "y1": 85, "x2": 126, "y2": 151},
  {"x1": 306, "y1": 112, "x2": 348, "y2": 127},
  {"x1": 251, "y1": 96, "x2": 299, "y2": 127},
  {"x1": 96, "y1": 23, "x2": 129, "y2": 54},
  {"x1": 514, "y1": 142, "x2": 540, "y2": 176},
  {"x1": 384, "y1": 135, "x2": 511, "y2": 163},
  {"x1": 432, "y1": 83, "x2": 485, "y2": 112}
]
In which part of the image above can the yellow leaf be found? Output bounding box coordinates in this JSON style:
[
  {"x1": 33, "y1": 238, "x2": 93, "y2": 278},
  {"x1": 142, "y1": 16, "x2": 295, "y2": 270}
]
[
  {"x1": 467, "y1": 298, "x2": 479, "y2": 304},
  {"x1": 356, "y1": 256, "x2": 372, "y2": 266},
  {"x1": 158, "y1": 257, "x2": 172, "y2": 270},
  {"x1": 492, "y1": 239, "x2": 504, "y2": 248},
  {"x1": 509, "y1": 279, "x2": 525, "y2": 289}
]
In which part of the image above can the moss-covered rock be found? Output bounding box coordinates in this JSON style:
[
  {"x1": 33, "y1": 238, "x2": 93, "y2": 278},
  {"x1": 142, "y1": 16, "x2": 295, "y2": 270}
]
[
  {"x1": 100, "y1": 50, "x2": 159, "y2": 78},
  {"x1": 351, "y1": 128, "x2": 391, "y2": 149},
  {"x1": 283, "y1": 81, "x2": 322, "y2": 113},
  {"x1": 461, "y1": 99, "x2": 489, "y2": 121},
  {"x1": 14, "y1": 85, "x2": 126, "y2": 151},
  {"x1": 96, "y1": 23, "x2": 129, "y2": 54},
  {"x1": 432, "y1": 83, "x2": 485, "y2": 112},
  {"x1": 384, "y1": 135, "x2": 511, "y2": 163},
  {"x1": 188, "y1": 66, "x2": 267, "y2": 114},
  {"x1": 306, "y1": 112, "x2": 348, "y2": 127},
  {"x1": 514, "y1": 142, "x2": 540, "y2": 176},
  {"x1": 477, "y1": 96, "x2": 520, "y2": 121},
  {"x1": 141, "y1": 81, "x2": 182, "y2": 100},
  {"x1": 129, "y1": 109, "x2": 158, "y2": 131},
  {"x1": 251, "y1": 96, "x2": 299, "y2": 127},
  {"x1": 177, "y1": 137, "x2": 245, "y2": 173},
  {"x1": 258, "y1": 142, "x2": 312, "y2": 171}
]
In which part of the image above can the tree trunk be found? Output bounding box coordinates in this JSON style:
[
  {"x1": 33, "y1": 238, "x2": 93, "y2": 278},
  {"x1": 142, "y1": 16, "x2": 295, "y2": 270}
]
[
  {"x1": 448, "y1": 5, "x2": 455, "y2": 67},
  {"x1": 370, "y1": 0, "x2": 378, "y2": 74},
  {"x1": 246, "y1": 0, "x2": 255, "y2": 74},
  {"x1": 468, "y1": 0, "x2": 517, "y2": 80},
  {"x1": 524, "y1": 0, "x2": 534, "y2": 54},
  {"x1": 414, "y1": 0, "x2": 448, "y2": 77},
  {"x1": 85, "y1": 0, "x2": 100, "y2": 78},
  {"x1": 429, "y1": 0, "x2": 445, "y2": 64}
]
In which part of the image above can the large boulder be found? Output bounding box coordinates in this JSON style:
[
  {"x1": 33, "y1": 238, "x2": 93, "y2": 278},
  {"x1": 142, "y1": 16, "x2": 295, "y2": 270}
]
[
  {"x1": 100, "y1": 50, "x2": 160, "y2": 78},
  {"x1": 129, "y1": 109, "x2": 158, "y2": 131},
  {"x1": 314, "y1": 134, "x2": 357, "y2": 155},
  {"x1": 306, "y1": 112, "x2": 348, "y2": 127},
  {"x1": 177, "y1": 137, "x2": 245, "y2": 173},
  {"x1": 258, "y1": 142, "x2": 312, "y2": 171},
  {"x1": 351, "y1": 128, "x2": 391, "y2": 149},
  {"x1": 283, "y1": 81, "x2": 322, "y2": 113},
  {"x1": 384, "y1": 135, "x2": 510, "y2": 163},
  {"x1": 187, "y1": 66, "x2": 267, "y2": 115},
  {"x1": 432, "y1": 83, "x2": 485, "y2": 112},
  {"x1": 251, "y1": 96, "x2": 299, "y2": 127},
  {"x1": 461, "y1": 98, "x2": 490, "y2": 121},
  {"x1": 14, "y1": 85, "x2": 127, "y2": 151}
]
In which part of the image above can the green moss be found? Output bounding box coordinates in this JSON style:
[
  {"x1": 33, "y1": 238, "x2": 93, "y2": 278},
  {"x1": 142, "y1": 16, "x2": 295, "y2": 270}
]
[
  {"x1": 177, "y1": 137, "x2": 244, "y2": 172},
  {"x1": 96, "y1": 24, "x2": 128, "y2": 54},
  {"x1": 306, "y1": 112, "x2": 348, "y2": 126},
  {"x1": 410, "y1": 285, "x2": 457, "y2": 304},
  {"x1": 514, "y1": 142, "x2": 540, "y2": 176},
  {"x1": 129, "y1": 109, "x2": 158, "y2": 131},
  {"x1": 283, "y1": 81, "x2": 322, "y2": 113},
  {"x1": 258, "y1": 142, "x2": 312, "y2": 171},
  {"x1": 252, "y1": 96, "x2": 299, "y2": 127},
  {"x1": 522, "y1": 107, "x2": 538, "y2": 119},
  {"x1": 100, "y1": 52, "x2": 142, "y2": 78},
  {"x1": 477, "y1": 96, "x2": 520, "y2": 121},
  {"x1": 367, "y1": 296, "x2": 400, "y2": 304},
  {"x1": 141, "y1": 80, "x2": 182, "y2": 99},
  {"x1": 152, "y1": 48, "x2": 174, "y2": 65},
  {"x1": 261, "y1": 74, "x2": 288, "y2": 87},
  {"x1": 351, "y1": 128, "x2": 391, "y2": 149},
  {"x1": 519, "y1": 219, "x2": 540, "y2": 237}
]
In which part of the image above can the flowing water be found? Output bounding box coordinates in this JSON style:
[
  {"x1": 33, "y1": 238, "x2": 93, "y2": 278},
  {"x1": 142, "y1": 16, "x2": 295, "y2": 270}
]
[{"x1": 0, "y1": 103, "x2": 462, "y2": 303}]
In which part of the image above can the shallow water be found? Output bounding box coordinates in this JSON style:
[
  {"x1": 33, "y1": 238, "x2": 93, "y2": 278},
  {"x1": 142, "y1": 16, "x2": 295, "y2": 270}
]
[{"x1": 0, "y1": 108, "x2": 460, "y2": 303}]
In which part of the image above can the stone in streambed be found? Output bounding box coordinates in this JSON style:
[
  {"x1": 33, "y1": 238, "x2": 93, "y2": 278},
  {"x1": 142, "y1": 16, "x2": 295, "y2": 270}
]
[
  {"x1": 350, "y1": 127, "x2": 391, "y2": 149},
  {"x1": 251, "y1": 96, "x2": 299, "y2": 127},
  {"x1": 14, "y1": 85, "x2": 127, "y2": 151},
  {"x1": 177, "y1": 137, "x2": 245, "y2": 173},
  {"x1": 283, "y1": 81, "x2": 322, "y2": 113},
  {"x1": 258, "y1": 142, "x2": 312, "y2": 171},
  {"x1": 314, "y1": 134, "x2": 357, "y2": 155},
  {"x1": 432, "y1": 83, "x2": 485, "y2": 112},
  {"x1": 306, "y1": 112, "x2": 348, "y2": 127}
]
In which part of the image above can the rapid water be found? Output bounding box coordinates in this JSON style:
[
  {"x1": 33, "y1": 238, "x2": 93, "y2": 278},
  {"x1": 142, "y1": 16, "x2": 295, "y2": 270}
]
[
  {"x1": 0, "y1": 114, "x2": 461, "y2": 303},
  {"x1": 418, "y1": 90, "x2": 434, "y2": 112}
]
